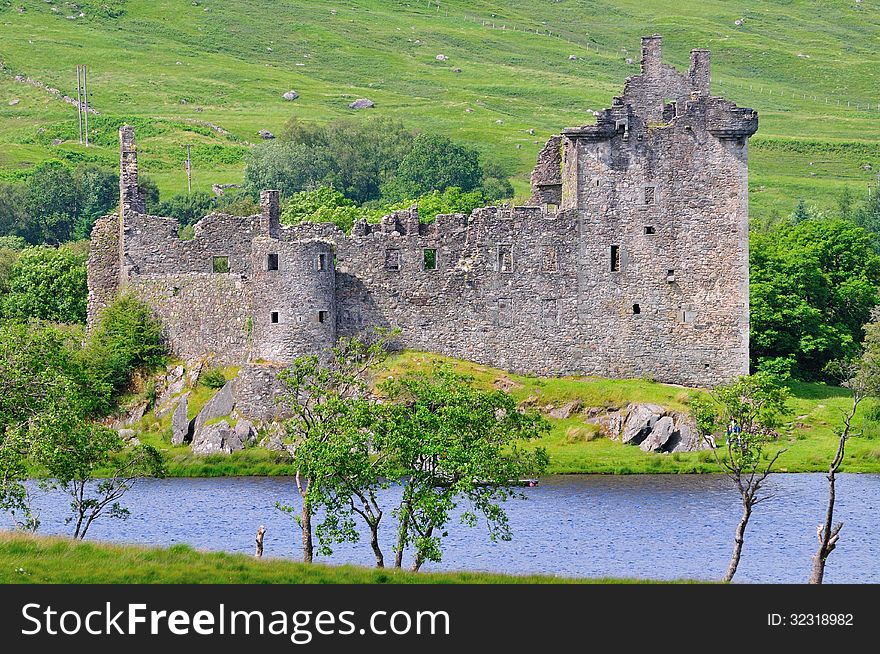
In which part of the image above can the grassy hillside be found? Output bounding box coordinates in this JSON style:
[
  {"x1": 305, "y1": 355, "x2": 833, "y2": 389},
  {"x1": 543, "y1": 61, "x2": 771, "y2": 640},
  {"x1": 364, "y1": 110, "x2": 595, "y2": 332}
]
[
  {"x1": 0, "y1": 533, "x2": 675, "y2": 583},
  {"x1": 1, "y1": 0, "x2": 879, "y2": 219},
  {"x1": 130, "y1": 352, "x2": 880, "y2": 476}
]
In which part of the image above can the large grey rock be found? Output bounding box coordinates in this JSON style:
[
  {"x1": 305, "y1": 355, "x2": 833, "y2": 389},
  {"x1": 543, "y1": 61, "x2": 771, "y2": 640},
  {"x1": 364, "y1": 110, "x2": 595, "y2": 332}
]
[
  {"x1": 171, "y1": 394, "x2": 190, "y2": 445},
  {"x1": 640, "y1": 415, "x2": 675, "y2": 452},
  {"x1": 548, "y1": 400, "x2": 581, "y2": 420},
  {"x1": 621, "y1": 403, "x2": 665, "y2": 445},
  {"x1": 193, "y1": 380, "x2": 236, "y2": 436},
  {"x1": 348, "y1": 98, "x2": 374, "y2": 109},
  {"x1": 258, "y1": 129, "x2": 275, "y2": 139},
  {"x1": 589, "y1": 410, "x2": 623, "y2": 440},
  {"x1": 191, "y1": 420, "x2": 243, "y2": 455},
  {"x1": 234, "y1": 419, "x2": 256, "y2": 446},
  {"x1": 282, "y1": 90, "x2": 299, "y2": 101},
  {"x1": 667, "y1": 414, "x2": 710, "y2": 453},
  {"x1": 155, "y1": 364, "x2": 186, "y2": 415}
]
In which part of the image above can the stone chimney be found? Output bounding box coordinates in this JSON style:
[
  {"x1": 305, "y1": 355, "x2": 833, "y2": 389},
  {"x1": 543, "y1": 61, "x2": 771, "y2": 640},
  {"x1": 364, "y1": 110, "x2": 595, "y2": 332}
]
[
  {"x1": 689, "y1": 49, "x2": 711, "y2": 96},
  {"x1": 119, "y1": 125, "x2": 145, "y2": 216},
  {"x1": 640, "y1": 34, "x2": 662, "y2": 78},
  {"x1": 259, "y1": 190, "x2": 280, "y2": 238}
]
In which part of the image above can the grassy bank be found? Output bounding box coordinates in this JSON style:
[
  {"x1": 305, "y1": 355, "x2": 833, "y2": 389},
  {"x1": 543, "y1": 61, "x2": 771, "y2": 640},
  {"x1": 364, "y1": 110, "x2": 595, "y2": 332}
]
[
  {"x1": 126, "y1": 352, "x2": 880, "y2": 477},
  {"x1": 1, "y1": 1, "x2": 879, "y2": 217},
  {"x1": 0, "y1": 533, "x2": 675, "y2": 584}
]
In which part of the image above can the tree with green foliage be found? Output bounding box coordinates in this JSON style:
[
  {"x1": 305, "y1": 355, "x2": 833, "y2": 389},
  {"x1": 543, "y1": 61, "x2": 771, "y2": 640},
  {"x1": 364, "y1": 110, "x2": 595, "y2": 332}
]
[
  {"x1": 86, "y1": 294, "x2": 167, "y2": 394},
  {"x1": 750, "y1": 218, "x2": 880, "y2": 379},
  {"x1": 790, "y1": 198, "x2": 811, "y2": 224},
  {"x1": 35, "y1": 419, "x2": 165, "y2": 540},
  {"x1": 382, "y1": 133, "x2": 483, "y2": 201},
  {"x1": 155, "y1": 191, "x2": 216, "y2": 228},
  {"x1": 72, "y1": 164, "x2": 119, "y2": 240},
  {"x1": 854, "y1": 185, "x2": 880, "y2": 239},
  {"x1": 23, "y1": 161, "x2": 78, "y2": 244},
  {"x1": 0, "y1": 183, "x2": 29, "y2": 240},
  {"x1": 280, "y1": 186, "x2": 365, "y2": 233},
  {"x1": 243, "y1": 142, "x2": 334, "y2": 199},
  {"x1": 277, "y1": 331, "x2": 394, "y2": 563},
  {"x1": 809, "y1": 322, "x2": 880, "y2": 584},
  {"x1": 413, "y1": 186, "x2": 488, "y2": 221},
  {"x1": 0, "y1": 322, "x2": 112, "y2": 531},
  {"x1": 378, "y1": 367, "x2": 549, "y2": 571},
  {"x1": 691, "y1": 373, "x2": 790, "y2": 582},
  {"x1": 1, "y1": 245, "x2": 87, "y2": 323}
]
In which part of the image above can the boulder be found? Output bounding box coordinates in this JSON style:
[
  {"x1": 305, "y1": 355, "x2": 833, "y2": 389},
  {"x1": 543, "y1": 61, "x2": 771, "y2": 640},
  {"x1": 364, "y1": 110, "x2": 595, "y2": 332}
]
[
  {"x1": 549, "y1": 400, "x2": 582, "y2": 420},
  {"x1": 124, "y1": 402, "x2": 147, "y2": 426},
  {"x1": 193, "y1": 380, "x2": 236, "y2": 436},
  {"x1": 436, "y1": 54, "x2": 448, "y2": 61},
  {"x1": 348, "y1": 98, "x2": 374, "y2": 109},
  {"x1": 9, "y1": 98, "x2": 20, "y2": 106},
  {"x1": 117, "y1": 428, "x2": 137, "y2": 440},
  {"x1": 234, "y1": 419, "x2": 257, "y2": 446},
  {"x1": 191, "y1": 420, "x2": 243, "y2": 455},
  {"x1": 171, "y1": 394, "x2": 190, "y2": 445},
  {"x1": 155, "y1": 364, "x2": 186, "y2": 413},
  {"x1": 258, "y1": 129, "x2": 275, "y2": 139},
  {"x1": 640, "y1": 415, "x2": 675, "y2": 452},
  {"x1": 621, "y1": 403, "x2": 665, "y2": 445},
  {"x1": 282, "y1": 90, "x2": 299, "y2": 101},
  {"x1": 667, "y1": 414, "x2": 710, "y2": 453},
  {"x1": 186, "y1": 359, "x2": 205, "y2": 387},
  {"x1": 589, "y1": 410, "x2": 623, "y2": 440}
]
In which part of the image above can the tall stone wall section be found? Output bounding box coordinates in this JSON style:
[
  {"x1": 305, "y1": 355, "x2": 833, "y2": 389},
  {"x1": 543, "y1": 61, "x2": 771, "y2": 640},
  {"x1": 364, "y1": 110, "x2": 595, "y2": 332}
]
[{"x1": 87, "y1": 35, "x2": 756, "y2": 388}]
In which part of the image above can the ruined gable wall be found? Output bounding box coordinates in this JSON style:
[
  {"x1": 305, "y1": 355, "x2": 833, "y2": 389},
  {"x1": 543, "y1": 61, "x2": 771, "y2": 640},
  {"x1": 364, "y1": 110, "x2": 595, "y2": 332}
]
[{"x1": 86, "y1": 212, "x2": 121, "y2": 328}]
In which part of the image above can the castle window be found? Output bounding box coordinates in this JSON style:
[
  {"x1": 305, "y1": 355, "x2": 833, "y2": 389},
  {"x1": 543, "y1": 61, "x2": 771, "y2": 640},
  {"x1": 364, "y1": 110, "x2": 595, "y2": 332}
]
[
  {"x1": 496, "y1": 298, "x2": 513, "y2": 327},
  {"x1": 317, "y1": 253, "x2": 328, "y2": 271},
  {"x1": 267, "y1": 253, "x2": 279, "y2": 271},
  {"x1": 667, "y1": 269, "x2": 676, "y2": 282},
  {"x1": 680, "y1": 309, "x2": 695, "y2": 324},
  {"x1": 632, "y1": 304, "x2": 641, "y2": 315},
  {"x1": 318, "y1": 310, "x2": 329, "y2": 324},
  {"x1": 643, "y1": 186, "x2": 657, "y2": 206},
  {"x1": 498, "y1": 245, "x2": 513, "y2": 273},
  {"x1": 615, "y1": 119, "x2": 628, "y2": 135},
  {"x1": 270, "y1": 311, "x2": 279, "y2": 324},
  {"x1": 644, "y1": 225, "x2": 656, "y2": 235},
  {"x1": 610, "y1": 245, "x2": 620, "y2": 272},
  {"x1": 384, "y1": 249, "x2": 401, "y2": 272},
  {"x1": 423, "y1": 248, "x2": 437, "y2": 271},
  {"x1": 545, "y1": 203, "x2": 558, "y2": 213},
  {"x1": 542, "y1": 246, "x2": 558, "y2": 273},
  {"x1": 212, "y1": 256, "x2": 229, "y2": 273},
  {"x1": 541, "y1": 298, "x2": 559, "y2": 326}
]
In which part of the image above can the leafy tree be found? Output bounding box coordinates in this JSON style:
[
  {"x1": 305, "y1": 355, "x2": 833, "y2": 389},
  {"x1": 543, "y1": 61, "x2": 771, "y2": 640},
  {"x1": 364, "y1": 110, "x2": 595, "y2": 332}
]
[
  {"x1": 0, "y1": 322, "x2": 111, "y2": 530},
  {"x1": 73, "y1": 164, "x2": 119, "y2": 240},
  {"x1": 382, "y1": 134, "x2": 483, "y2": 201},
  {"x1": 379, "y1": 367, "x2": 549, "y2": 571},
  {"x1": 790, "y1": 198, "x2": 811, "y2": 223},
  {"x1": 810, "y1": 323, "x2": 880, "y2": 583},
  {"x1": 86, "y1": 294, "x2": 167, "y2": 394},
  {"x1": 415, "y1": 187, "x2": 487, "y2": 221},
  {"x1": 24, "y1": 162, "x2": 78, "y2": 244},
  {"x1": 480, "y1": 160, "x2": 514, "y2": 201},
  {"x1": 750, "y1": 218, "x2": 880, "y2": 379},
  {"x1": 243, "y1": 142, "x2": 334, "y2": 198},
  {"x1": 139, "y1": 174, "x2": 160, "y2": 213},
  {"x1": 277, "y1": 331, "x2": 394, "y2": 563},
  {"x1": 155, "y1": 191, "x2": 216, "y2": 228},
  {"x1": 1, "y1": 245, "x2": 88, "y2": 323},
  {"x1": 691, "y1": 373, "x2": 790, "y2": 582},
  {"x1": 34, "y1": 419, "x2": 165, "y2": 539},
  {"x1": 854, "y1": 186, "x2": 880, "y2": 239},
  {"x1": 0, "y1": 183, "x2": 29, "y2": 240},
  {"x1": 280, "y1": 187, "x2": 365, "y2": 233}
]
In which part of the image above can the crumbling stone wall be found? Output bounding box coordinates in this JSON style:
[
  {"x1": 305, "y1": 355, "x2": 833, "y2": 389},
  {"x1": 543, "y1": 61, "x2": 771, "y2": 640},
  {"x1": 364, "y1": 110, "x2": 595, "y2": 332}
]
[{"x1": 88, "y1": 35, "x2": 756, "y2": 387}]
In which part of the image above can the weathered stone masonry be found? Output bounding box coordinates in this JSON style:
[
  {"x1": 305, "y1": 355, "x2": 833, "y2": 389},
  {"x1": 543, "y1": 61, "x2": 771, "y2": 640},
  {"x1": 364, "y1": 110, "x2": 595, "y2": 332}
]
[{"x1": 87, "y1": 36, "x2": 757, "y2": 388}]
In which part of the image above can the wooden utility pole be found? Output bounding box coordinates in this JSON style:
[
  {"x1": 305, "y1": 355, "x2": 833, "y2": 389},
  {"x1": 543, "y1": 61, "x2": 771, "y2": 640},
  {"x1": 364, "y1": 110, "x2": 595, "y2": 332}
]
[
  {"x1": 76, "y1": 66, "x2": 83, "y2": 144},
  {"x1": 82, "y1": 64, "x2": 90, "y2": 147},
  {"x1": 185, "y1": 144, "x2": 192, "y2": 193}
]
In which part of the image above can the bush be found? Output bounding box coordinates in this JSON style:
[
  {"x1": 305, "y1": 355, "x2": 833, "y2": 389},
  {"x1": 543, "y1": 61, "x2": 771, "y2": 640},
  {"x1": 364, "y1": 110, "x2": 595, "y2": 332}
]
[
  {"x1": 155, "y1": 191, "x2": 216, "y2": 228},
  {"x1": 86, "y1": 295, "x2": 166, "y2": 393},
  {"x1": 382, "y1": 133, "x2": 482, "y2": 201},
  {"x1": 199, "y1": 368, "x2": 227, "y2": 389}
]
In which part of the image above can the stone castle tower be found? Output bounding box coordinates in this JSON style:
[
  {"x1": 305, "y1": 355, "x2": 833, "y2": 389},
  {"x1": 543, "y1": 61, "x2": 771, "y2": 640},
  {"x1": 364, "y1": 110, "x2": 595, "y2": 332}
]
[{"x1": 87, "y1": 36, "x2": 757, "y2": 387}]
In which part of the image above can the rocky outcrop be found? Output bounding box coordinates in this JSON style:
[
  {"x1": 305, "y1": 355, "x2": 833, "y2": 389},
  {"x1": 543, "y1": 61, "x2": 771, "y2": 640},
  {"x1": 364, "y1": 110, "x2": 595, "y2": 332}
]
[
  {"x1": 621, "y1": 403, "x2": 665, "y2": 445},
  {"x1": 348, "y1": 98, "x2": 374, "y2": 109},
  {"x1": 548, "y1": 400, "x2": 581, "y2": 420},
  {"x1": 617, "y1": 403, "x2": 709, "y2": 453},
  {"x1": 191, "y1": 420, "x2": 244, "y2": 455},
  {"x1": 192, "y1": 380, "x2": 235, "y2": 437},
  {"x1": 639, "y1": 415, "x2": 675, "y2": 452},
  {"x1": 171, "y1": 394, "x2": 190, "y2": 445}
]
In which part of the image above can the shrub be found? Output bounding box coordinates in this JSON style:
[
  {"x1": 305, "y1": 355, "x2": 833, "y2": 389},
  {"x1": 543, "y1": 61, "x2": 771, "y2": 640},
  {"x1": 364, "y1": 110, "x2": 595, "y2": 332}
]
[
  {"x1": 86, "y1": 295, "x2": 166, "y2": 393},
  {"x1": 1, "y1": 245, "x2": 87, "y2": 323},
  {"x1": 199, "y1": 367, "x2": 227, "y2": 389}
]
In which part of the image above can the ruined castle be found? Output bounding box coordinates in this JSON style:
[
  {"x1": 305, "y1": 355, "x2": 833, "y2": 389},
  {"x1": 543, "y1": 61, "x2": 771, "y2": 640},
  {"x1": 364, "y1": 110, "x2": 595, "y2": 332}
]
[{"x1": 88, "y1": 36, "x2": 757, "y2": 387}]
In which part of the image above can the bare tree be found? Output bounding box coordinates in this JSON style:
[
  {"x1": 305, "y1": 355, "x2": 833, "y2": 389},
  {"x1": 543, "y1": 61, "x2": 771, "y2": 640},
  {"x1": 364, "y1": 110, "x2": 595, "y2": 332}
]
[
  {"x1": 810, "y1": 330, "x2": 880, "y2": 583},
  {"x1": 255, "y1": 526, "x2": 266, "y2": 558},
  {"x1": 691, "y1": 373, "x2": 789, "y2": 583}
]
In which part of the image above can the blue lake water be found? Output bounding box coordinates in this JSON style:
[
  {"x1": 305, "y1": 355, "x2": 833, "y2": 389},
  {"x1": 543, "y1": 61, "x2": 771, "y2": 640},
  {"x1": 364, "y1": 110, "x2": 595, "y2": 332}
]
[{"x1": 19, "y1": 473, "x2": 880, "y2": 583}]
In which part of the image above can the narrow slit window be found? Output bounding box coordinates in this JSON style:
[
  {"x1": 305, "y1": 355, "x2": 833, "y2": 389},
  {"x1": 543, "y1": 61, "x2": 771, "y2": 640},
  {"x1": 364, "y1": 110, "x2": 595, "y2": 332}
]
[
  {"x1": 317, "y1": 253, "x2": 327, "y2": 271},
  {"x1": 632, "y1": 304, "x2": 641, "y2": 315},
  {"x1": 423, "y1": 248, "x2": 437, "y2": 271},
  {"x1": 644, "y1": 226, "x2": 656, "y2": 235},
  {"x1": 270, "y1": 311, "x2": 279, "y2": 324},
  {"x1": 610, "y1": 245, "x2": 620, "y2": 272},
  {"x1": 498, "y1": 245, "x2": 513, "y2": 273},
  {"x1": 318, "y1": 310, "x2": 329, "y2": 324},
  {"x1": 267, "y1": 253, "x2": 279, "y2": 271},
  {"x1": 212, "y1": 256, "x2": 229, "y2": 273},
  {"x1": 384, "y1": 249, "x2": 400, "y2": 272}
]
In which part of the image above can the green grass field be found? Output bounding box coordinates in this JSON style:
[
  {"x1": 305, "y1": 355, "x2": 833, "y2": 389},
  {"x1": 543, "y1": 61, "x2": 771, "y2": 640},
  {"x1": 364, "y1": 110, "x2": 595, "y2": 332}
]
[
  {"x1": 128, "y1": 351, "x2": 880, "y2": 476},
  {"x1": 0, "y1": 533, "x2": 681, "y2": 583},
  {"x1": 1, "y1": 0, "x2": 879, "y2": 219}
]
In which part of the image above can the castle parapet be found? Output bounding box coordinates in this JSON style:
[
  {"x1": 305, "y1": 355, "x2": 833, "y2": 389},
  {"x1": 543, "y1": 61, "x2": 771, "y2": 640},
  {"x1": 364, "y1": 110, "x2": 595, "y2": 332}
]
[{"x1": 706, "y1": 99, "x2": 759, "y2": 139}]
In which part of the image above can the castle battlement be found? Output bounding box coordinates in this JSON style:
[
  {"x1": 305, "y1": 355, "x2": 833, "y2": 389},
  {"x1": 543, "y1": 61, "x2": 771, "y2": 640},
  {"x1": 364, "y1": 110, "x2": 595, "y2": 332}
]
[{"x1": 87, "y1": 35, "x2": 755, "y2": 386}]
